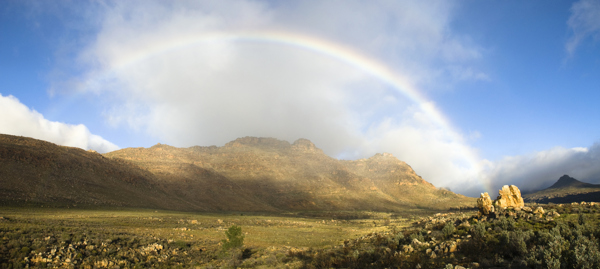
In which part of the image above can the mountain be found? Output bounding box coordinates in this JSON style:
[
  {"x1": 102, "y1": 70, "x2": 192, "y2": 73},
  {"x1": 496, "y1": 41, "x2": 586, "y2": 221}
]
[
  {"x1": 523, "y1": 175, "x2": 600, "y2": 203},
  {"x1": 0, "y1": 134, "x2": 474, "y2": 211},
  {"x1": 0, "y1": 134, "x2": 186, "y2": 209},
  {"x1": 547, "y1": 175, "x2": 596, "y2": 189}
]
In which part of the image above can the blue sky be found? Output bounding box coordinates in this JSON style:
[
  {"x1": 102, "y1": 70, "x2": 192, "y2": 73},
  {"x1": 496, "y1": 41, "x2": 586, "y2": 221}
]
[{"x1": 1, "y1": 0, "x2": 600, "y2": 196}]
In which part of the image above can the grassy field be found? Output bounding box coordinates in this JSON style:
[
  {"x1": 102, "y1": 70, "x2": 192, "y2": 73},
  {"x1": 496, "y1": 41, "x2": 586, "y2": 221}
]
[
  {"x1": 6, "y1": 204, "x2": 597, "y2": 268},
  {"x1": 0, "y1": 207, "x2": 446, "y2": 268}
]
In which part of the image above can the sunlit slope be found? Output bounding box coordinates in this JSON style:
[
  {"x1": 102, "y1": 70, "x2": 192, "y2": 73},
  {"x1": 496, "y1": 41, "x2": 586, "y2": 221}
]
[
  {"x1": 0, "y1": 134, "x2": 473, "y2": 211},
  {"x1": 106, "y1": 137, "x2": 474, "y2": 211}
]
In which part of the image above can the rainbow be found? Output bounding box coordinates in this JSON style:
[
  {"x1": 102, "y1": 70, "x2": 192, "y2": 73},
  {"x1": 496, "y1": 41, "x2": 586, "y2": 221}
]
[{"x1": 97, "y1": 30, "x2": 488, "y2": 193}]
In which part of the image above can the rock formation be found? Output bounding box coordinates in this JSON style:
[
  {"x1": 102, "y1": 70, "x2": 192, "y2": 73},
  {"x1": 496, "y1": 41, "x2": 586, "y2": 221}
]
[
  {"x1": 494, "y1": 185, "x2": 525, "y2": 209},
  {"x1": 477, "y1": 185, "x2": 525, "y2": 215},
  {"x1": 476, "y1": 192, "x2": 494, "y2": 215}
]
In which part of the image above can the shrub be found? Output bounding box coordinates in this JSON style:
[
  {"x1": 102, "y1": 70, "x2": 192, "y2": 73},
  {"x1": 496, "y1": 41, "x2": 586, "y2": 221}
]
[
  {"x1": 394, "y1": 232, "x2": 404, "y2": 243},
  {"x1": 408, "y1": 231, "x2": 424, "y2": 243},
  {"x1": 222, "y1": 225, "x2": 244, "y2": 250},
  {"x1": 578, "y1": 213, "x2": 586, "y2": 225},
  {"x1": 568, "y1": 234, "x2": 600, "y2": 268},
  {"x1": 508, "y1": 230, "x2": 530, "y2": 257},
  {"x1": 497, "y1": 216, "x2": 515, "y2": 231},
  {"x1": 471, "y1": 222, "x2": 486, "y2": 241},
  {"x1": 442, "y1": 222, "x2": 455, "y2": 239}
]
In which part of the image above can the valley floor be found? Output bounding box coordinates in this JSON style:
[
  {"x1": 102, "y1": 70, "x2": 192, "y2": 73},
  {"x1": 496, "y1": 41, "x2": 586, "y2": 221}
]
[
  {"x1": 4, "y1": 204, "x2": 597, "y2": 269},
  {"x1": 0, "y1": 207, "x2": 443, "y2": 268}
]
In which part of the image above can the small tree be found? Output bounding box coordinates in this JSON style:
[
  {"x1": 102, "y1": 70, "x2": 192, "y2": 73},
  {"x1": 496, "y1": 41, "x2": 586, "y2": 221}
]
[{"x1": 222, "y1": 225, "x2": 244, "y2": 250}]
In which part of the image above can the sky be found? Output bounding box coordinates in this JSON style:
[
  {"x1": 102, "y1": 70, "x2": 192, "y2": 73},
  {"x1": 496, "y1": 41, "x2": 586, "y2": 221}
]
[{"x1": 1, "y1": 0, "x2": 600, "y2": 197}]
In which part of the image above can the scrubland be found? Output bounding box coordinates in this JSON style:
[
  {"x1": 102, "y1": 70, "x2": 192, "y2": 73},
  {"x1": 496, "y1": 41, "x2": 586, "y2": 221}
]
[
  {"x1": 2, "y1": 203, "x2": 599, "y2": 268},
  {"x1": 0, "y1": 207, "x2": 437, "y2": 268}
]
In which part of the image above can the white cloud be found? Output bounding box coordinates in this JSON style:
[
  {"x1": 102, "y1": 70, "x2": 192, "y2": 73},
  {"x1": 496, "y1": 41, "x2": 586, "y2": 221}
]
[
  {"x1": 480, "y1": 143, "x2": 600, "y2": 194},
  {"x1": 52, "y1": 0, "x2": 488, "y2": 192},
  {"x1": 566, "y1": 0, "x2": 600, "y2": 56},
  {"x1": 356, "y1": 104, "x2": 483, "y2": 192},
  {"x1": 0, "y1": 94, "x2": 119, "y2": 153}
]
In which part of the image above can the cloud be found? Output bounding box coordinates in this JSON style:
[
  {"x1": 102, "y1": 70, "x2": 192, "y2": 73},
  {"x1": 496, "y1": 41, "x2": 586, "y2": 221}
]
[
  {"x1": 480, "y1": 143, "x2": 600, "y2": 194},
  {"x1": 566, "y1": 0, "x2": 600, "y2": 56},
  {"x1": 357, "y1": 103, "x2": 483, "y2": 192},
  {"x1": 51, "y1": 0, "x2": 487, "y2": 191},
  {"x1": 0, "y1": 94, "x2": 119, "y2": 153}
]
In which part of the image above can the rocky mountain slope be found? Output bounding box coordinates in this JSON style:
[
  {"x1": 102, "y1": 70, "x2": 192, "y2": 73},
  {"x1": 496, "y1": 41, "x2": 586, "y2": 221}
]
[
  {"x1": 0, "y1": 134, "x2": 474, "y2": 211},
  {"x1": 0, "y1": 134, "x2": 185, "y2": 209},
  {"x1": 523, "y1": 175, "x2": 600, "y2": 203}
]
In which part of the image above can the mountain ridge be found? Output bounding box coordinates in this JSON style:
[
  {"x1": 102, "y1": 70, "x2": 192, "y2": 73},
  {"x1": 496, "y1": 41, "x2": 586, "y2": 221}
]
[
  {"x1": 548, "y1": 175, "x2": 597, "y2": 189},
  {"x1": 524, "y1": 175, "x2": 600, "y2": 203},
  {"x1": 0, "y1": 134, "x2": 474, "y2": 211}
]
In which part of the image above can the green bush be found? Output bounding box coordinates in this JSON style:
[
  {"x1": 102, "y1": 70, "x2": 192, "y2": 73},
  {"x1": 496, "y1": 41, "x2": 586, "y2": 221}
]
[
  {"x1": 471, "y1": 222, "x2": 486, "y2": 241},
  {"x1": 408, "y1": 231, "x2": 424, "y2": 243},
  {"x1": 508, "y1": 230, "x2": 530, "y2": 257},
  {"x1": 222, "y1": 225, "x2": 244, "y2": 250},
  {"x1": 497, "y1": 216, "x2": 515, "y2": 231},
  {"x1": 442, "y1": 222, "x2": 455, "y2": 239}
]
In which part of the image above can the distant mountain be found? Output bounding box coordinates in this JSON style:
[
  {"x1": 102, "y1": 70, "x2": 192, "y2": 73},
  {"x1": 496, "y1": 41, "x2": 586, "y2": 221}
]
[
  {"x1": 0, "y1": 134, "x2": 474, "y2": 211},
  {"x1": 524, "y1": 175, "x2": 600, "y2": 203},
  {"x1": 547, "y1": 175, "x2": 596, "y2": 189}
]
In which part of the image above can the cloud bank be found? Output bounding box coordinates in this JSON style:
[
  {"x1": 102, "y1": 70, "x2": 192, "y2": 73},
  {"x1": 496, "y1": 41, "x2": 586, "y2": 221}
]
[
  {"x1": 480, "y1": 143, "x2": 600, "y2": 194},
  {"x1": 0, "y1": 94, "x2": 119, "y2": 153},
  {"x1": 61, "y1": 0, "x2": 485, "y2": 191}
]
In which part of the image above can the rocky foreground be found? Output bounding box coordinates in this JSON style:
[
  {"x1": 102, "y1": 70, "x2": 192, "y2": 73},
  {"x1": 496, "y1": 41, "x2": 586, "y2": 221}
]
[
  {"x1": 2, "y1": 197, "x2": 600, "y2": 268},
  {"x1": 294, "y1": 186, "x2": 600, "y2": 268}
]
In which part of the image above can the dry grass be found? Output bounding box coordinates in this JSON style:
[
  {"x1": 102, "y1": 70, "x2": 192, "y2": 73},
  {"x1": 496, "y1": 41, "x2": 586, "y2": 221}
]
[
  {"x1": 0, "y1": 207, "x2": 414, "y2": 249},
  {"x1": 0, "y1": 207, "x2": 439, "y2": 268}
]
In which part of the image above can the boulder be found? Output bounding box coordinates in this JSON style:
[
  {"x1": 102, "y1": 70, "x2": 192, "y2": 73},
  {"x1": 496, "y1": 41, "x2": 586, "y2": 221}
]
[
  {"x1": 411, "y1": 238, "x2": 429, "y2": 249},
  {"x1": 533, "y1": 207, "x2": 544, "y2": 215},
  {"x1": 494, "y1": 185, "x2": 524, "y2": 209},
  {"x1": 449, "y1": 242, "x2": 457, "y2": 253},
  {"x1": 477, "y1": 192, "x2": 494, "y2": 215}
]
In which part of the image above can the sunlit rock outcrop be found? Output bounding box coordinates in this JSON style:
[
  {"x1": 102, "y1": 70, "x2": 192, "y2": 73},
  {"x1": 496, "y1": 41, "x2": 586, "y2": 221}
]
[
  {"x1": 494, "y1": 185, "x2": 525, "y2": 209},
  {"x1": 476, "y1": 192, "x2": 494, "y2": 215},
  {"x1": 477, "y1": 185, "x2": 525, "y2": 215}
]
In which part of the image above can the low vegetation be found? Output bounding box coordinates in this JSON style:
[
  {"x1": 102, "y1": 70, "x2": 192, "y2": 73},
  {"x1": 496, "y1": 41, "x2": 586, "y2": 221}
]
[
  {"x1": 0, "y1": 207, "x2": 426, "y2": 268},
  {"x1": 221, "y1": 225, "x2": 244, "y2": 250},
  {"x1": 1, "y1": 202, "x2": 598, "y2": 268},
  {"x1": 292, "y1": 202, "x2": 600, "y2": 268}
]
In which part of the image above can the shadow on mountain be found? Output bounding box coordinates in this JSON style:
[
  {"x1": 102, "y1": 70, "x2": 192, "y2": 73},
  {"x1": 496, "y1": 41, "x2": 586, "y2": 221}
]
[{"x1": 0, "y1": 134, "x2": 474, "y2": 212}]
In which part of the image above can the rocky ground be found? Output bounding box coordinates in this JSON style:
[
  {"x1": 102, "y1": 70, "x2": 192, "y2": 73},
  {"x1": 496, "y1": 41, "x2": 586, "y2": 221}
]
[
  {"x1": 2, "y1": 202, "x2": 599, "y2": 268},
  {"x1": 292, "y1": 200, "x2": 600, "y2": 268}
]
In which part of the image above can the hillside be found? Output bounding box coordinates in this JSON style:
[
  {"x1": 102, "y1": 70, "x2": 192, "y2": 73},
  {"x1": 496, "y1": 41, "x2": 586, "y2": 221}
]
[
  {"x1": 0, "y1": 134, "x2": 186, "y2": 209},
  {"x1": 524, "y1": 175, "x2": 600, "y2": 203},
  {"x1": 0, "y1": 134, "x2": 474, "y2": 211},
  {"x1": 105, "y1": 137, "x2": 474, "y2": 211}
]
